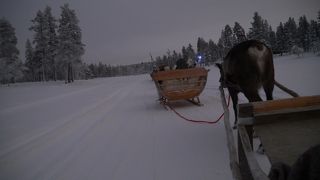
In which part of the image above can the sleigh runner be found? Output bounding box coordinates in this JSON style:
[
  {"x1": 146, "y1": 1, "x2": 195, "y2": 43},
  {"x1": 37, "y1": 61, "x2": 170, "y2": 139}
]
[{"x1": 150, "y1": 67, "x2": 209, "y2": 105}]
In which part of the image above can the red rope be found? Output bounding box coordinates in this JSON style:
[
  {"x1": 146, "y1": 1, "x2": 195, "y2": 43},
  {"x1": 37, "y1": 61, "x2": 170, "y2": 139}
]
[{"x1": 166, "y1": 95, "x2": 231, "y2": 124}]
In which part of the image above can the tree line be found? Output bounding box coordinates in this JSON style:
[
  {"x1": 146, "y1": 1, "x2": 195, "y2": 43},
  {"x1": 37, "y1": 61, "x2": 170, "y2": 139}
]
[
  {"x1": 89, "y1": 11, "x2": 320, "y2": 78},
  {"x1": 0, "y1": 4, "x2": 84, "y2": 84},
  {"x1": 150, "y1": 11, "x2": 320, "y2": 70},
  {"x1": 26, "y1": 4, "x2": 85, "y2": 83},
  {"x1": 1, "y1": 9, "x2": 320, "y2": 84}
]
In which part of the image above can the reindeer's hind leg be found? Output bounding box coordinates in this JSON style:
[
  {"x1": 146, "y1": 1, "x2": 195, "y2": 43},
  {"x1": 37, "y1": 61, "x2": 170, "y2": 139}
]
[
  {"x1": 242, "y1": 88, "x2": 263, "y2": 102},
  {"x1": 263, "y1": 81, "x2": 274, "y2": 100},
  {"x1": 228, "y1": 88, "x2": 239, "y2": 129},
  {"x1": 242, "y1": 88, "x2": 267, "y2": 153}
]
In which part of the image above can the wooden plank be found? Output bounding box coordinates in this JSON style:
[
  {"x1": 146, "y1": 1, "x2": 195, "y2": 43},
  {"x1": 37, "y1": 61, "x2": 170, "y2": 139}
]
[
  {"x1": 253, "y1": 95, "x2": 320, "y2": 114},
  {"x1": 151, "y1": 67, "x2": 208, "y2": 81},
  {"x1": 238, "y1": 126, "x2": 254, "y2": 180},
  {"x1": 253, "y1": 106, "x2": 320, "y2": 125},
  {"x1": 238, "y1": 117, "x2": 254, "y2": 125},
  {"x1": 159, "y1": 80, "x2": 207, "y2": 91},
  {"x1": 164, "y1": 90, "x2": 201, "y2": 100},
  {"x1": 219, "y1": 87, "x2": 242, "y2": 180},
  {"x1": 238, "y1": 95, "x2": 320, "y2": 118},
  {"x1": 238, "y1": 103, "x2": 254, "y2": 118},
  {"x1": 238, "y1": 126, "x2": 269, "y2": 180}
]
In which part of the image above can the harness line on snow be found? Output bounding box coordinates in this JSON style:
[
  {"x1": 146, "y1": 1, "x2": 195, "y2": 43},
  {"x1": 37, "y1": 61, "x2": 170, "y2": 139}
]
[{"x1": 165, "y1": 93, "x2": 231, "y2": 124}]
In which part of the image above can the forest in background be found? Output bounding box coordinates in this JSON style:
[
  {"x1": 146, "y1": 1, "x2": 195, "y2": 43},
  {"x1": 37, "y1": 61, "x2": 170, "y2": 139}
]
[{"x1": 0, "y1": 4, "x2": 320, "y2": 84}]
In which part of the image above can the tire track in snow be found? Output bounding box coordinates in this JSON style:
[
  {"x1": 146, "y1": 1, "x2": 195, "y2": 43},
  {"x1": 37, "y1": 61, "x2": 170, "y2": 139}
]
[
  {"x1": 0, "y1": 83, "x2": 106, "y2": 114},
  {"x1": 38, "y1": 81, "x2": 141, "y2": 180},
  {"x1": 106, "y1": 82, "x2": 159, "y2": 180},
  {"x1": 31, "y1": 85, "x2": 134, "y2": 180},
  {"x1": 0, "y1": 80, "x2": 130, "y2": 154},
  {"x1": 47, "y1": 79, "x2": 149, "y2": 180},
  {"x1": 0, "y1": 83, "x2": 134, "y2": 180},
  {"x1": 0, "y1": 84, "x2": 126, "y2": 159}
]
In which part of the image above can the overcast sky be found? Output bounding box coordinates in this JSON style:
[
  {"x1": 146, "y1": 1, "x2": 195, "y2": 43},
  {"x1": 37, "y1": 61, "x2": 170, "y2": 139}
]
[{"x1": 1, "y1": 0, "x2": 319, "y2": 65}]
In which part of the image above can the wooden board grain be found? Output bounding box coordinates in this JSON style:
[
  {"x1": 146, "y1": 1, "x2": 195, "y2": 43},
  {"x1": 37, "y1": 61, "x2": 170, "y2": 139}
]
[{"x1": 238, "y1": 95, "x2": 320, "y2": 118}]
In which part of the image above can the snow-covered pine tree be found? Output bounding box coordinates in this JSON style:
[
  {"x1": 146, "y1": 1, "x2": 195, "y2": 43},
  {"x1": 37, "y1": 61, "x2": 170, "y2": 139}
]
[
  {"x1": 30, "y1": 6, "x2": 58, "y2": 81},
  {"x1": 318, "y1": 10, "x2": 320, "y2": 33},
  {"x1": 297, "y1": 15, "x2": 310, "y2": 51},
  {"x1": 0, "y1": 18, "x2": 23, "y2": 84},
  {"x1": 309, "y1": 20, "x2": 320, "y2": 53},
  {"x1": 57, "y1": 4, "x2": 85, "y2": 83},
  {"x1": 24, "y1": 39, "x2": 36, "y2": 81},
  {"x1": 79, "y1": 62, "x2": 91, "y2": 79},
  {"x1": 30, "y1": 10, "x2": 47, "y2": 81},
  {"x1": 166, "y1": 50, "x2": 175, "y2": 68},
  {"x1": 43, "y1": 6, "x2": 58, "y2": 81},
  {"x1": 181, "y1": 46, "x2": 187, "y2": 59},
  {"x1": 247, "y1": 12, "x2": 272, "y2": 45},
  {"x1": 268, "y1": 26, "x2": 277, "y2": 52},
  {"x1": 233, "y1": 22, "x2": 247, "y2": 44},
  {"x1": 217, "y1": 30, "x2": 225, "y2": 57},
  {"x1": 207, "y1": 39, "x2": 218, "y2": 62},
  {"x1": 196, "y1": 37, "x2": 209, "y2": 64},
  {"x1": 315, "y1": 10, "x2": 320, "y2": 54},
  {"x1": 217, "y1": 38, "x2": 224, "y2": 59},
  {"x1": 97, "y1": 62, "x2": 105, "y2": 77},
  {"x1": 197, "y1": 37, "x2": 207, "y2": 54},
  {"x1": 217, "y1": 24, "x2": 235, "y2": 58},
  {"x1": 162, "y1": 55, "x2": 168, "y2": 68},
  {"x1": 221, "y1": 25, "x2": 234, "y2": 52},
  {"x1": 276, "y1": 22, "x2": 287, "y2": 55},
  {"x1": 283, "y1": 17, "x2": 298, "y2": 50},
  {"x1": 186, "y1": 43, "x2": 195, "y2": 60},
  {"x1": 171, "y1": 50, "x2": 180, "y2": 64},
  {"x1": 262, "y1": 20, "x2": 271, "y2": 44},
  {"x1": 248, "y1": 12, "x2": 264, "y2": 41}
]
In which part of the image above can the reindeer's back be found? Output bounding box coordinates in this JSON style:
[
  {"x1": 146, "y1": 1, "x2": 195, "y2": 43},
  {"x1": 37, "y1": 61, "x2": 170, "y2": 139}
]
[{"x1": 223, "y1": 40, "x2": 274, "y2": 90}]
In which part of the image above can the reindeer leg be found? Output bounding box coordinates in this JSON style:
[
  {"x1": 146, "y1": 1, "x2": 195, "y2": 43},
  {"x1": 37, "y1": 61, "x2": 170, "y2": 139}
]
[
  {"x1": 242, "y1": 88, "x2": 263, "y2": 102},
  {"x1": 263, "y1": 81, "x2": 274, "y2": 100},
  {"x1": 242, "y1": 89, "x2": 267, "y2": 153},
  {"x1": 228, "y1": 88, "x2": 239, "y2": 129}
]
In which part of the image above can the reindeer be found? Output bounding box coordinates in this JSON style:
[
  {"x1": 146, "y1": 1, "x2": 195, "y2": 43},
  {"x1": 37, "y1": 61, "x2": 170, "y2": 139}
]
[{"x1": 216, "y1": 40, "x2": 275, "y2": 128}]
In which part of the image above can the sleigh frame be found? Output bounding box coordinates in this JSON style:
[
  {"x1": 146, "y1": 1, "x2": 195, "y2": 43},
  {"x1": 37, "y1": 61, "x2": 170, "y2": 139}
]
[{"x1": 150, "y1": 67, "x2": 209, "y2": 106}]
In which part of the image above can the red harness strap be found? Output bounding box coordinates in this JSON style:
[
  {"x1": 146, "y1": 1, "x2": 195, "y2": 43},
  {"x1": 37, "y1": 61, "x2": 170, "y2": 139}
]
[{"x1": 166, "y1": 95, "x2": 231, "y2": 124}]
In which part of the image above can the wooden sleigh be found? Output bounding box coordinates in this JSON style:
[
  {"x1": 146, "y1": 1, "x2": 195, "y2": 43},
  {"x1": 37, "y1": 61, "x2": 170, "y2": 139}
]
[
  {"x1": 236, "y1": 95, "x2": 320, "y2": 180},
  {"x1": 220, "y1": 93, "x2": 320, "y2": 180},
  {"x1": 150, "y1": 67, "x2": 209, "y2": 105}
]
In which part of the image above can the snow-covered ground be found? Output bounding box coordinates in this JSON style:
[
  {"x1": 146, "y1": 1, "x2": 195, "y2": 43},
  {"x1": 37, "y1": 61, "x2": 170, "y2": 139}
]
[{"x1": 0, "y1": 54, "x2": 319, "y2": 180}]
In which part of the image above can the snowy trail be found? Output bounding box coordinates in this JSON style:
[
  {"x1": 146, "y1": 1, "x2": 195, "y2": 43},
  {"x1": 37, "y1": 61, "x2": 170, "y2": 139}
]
[
  {"x1": 0, "y1": 79, "x2": 138, "y2": 179},
  {"x1": 0, "y1": 79, "x2": 128, "y2": 151},
  {"x1": 0, "y1": 75, "x2": 232, "y2": 180},
  {"x1": 0, "y1": 83, "x2": 103, "y2": 114},
  {"x1": 0, "y1": 54, "x2": 319, "y2": 180},
  {"x1": 0, "y1": 83, "x2": 126, "y2": 156}
]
